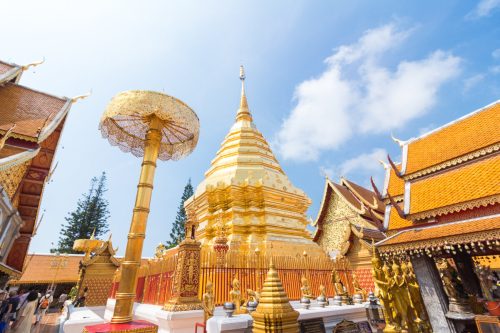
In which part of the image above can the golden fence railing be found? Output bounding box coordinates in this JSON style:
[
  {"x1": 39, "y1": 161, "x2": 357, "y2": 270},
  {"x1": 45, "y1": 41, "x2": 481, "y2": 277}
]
[{"x1": 110, "y1": 248, "x2": 354, "y2": 306}]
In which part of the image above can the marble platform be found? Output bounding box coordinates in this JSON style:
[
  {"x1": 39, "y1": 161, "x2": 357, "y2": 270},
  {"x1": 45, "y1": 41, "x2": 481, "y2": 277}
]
[
  {"x1": 207, "y1": 300, "x2": 368, "y2": 333},
  {"x1": 63, "y1": 298, "x2": 368, "y2": 333}
]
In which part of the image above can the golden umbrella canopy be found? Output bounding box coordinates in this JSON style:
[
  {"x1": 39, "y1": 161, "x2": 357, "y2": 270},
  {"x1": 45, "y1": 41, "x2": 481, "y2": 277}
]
[
  {"x1": 99, "y1": 90, "x2": 199, "y2": 160},
  {"x1": 98, "y1": 90, "x2": 199, "y2": 324}
]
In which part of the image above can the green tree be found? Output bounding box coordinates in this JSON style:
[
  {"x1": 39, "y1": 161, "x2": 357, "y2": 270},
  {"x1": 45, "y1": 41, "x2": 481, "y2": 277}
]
[
  {"x1": 166, "y1": 179, "x2": 194, "y2": 248},
  {"x1": 52, "y1": 172, "x2": 110, "y2": 253}
]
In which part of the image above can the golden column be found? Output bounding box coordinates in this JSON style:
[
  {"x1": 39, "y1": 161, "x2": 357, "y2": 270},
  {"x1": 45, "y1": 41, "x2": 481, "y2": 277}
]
[{"x1": 99, "y1": 91, "x2": 199, "y2": 324}]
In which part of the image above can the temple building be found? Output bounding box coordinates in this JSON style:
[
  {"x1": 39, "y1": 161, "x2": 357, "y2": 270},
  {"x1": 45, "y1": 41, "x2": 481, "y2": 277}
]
[
  {"x1": 8, "y1": 253, "x2": 81, "y2": 294},
  {"x1": 313, "y1": 177, "x2": 385, "y2": 290},
  {"x1": 375, "y1": 100, "x2": 500, "y2": 332},
  {"x1": 184, "y1": 67, "x2": 324, "y2": 257},
  {"x1": 0, "y1": 59, "x2": 78, "y2": 286}
]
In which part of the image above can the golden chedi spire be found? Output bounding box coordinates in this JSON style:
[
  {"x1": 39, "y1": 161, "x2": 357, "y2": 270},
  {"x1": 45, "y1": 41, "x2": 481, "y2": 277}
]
[
  {"x1": 236, "y1": 65, "x2": 252, "y2": 122},
  {"x1": 185, "y1": 67, "x2": 325, "y2": 257},
  {"x1": 251, "y1": 261, "x2": 300, "y2": 333}
]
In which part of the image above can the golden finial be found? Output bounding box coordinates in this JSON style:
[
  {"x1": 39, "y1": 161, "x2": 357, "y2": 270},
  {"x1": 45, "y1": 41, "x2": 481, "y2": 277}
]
[
  {"x1": 390, "y1": 133, "x2": 405, "y2": 147},
  {"x1": 236, "y1": 65, "x2": 252, "y2": 122},
  {"x1": 21, "y1": 58, "x2": 45, "y2": 71},
  {"x1": 378, "y1": 159, "x2": 388, "y2": 169},
  {"x1": 71, "y1": 91, "x2": 91, "y2": 103}
]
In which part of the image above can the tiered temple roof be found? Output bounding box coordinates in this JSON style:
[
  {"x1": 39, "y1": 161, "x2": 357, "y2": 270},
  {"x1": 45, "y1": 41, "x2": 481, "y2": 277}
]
[
  {"x1": 377, "y1": 100, "x2": 500, "y2": 252},
  {"x1": 0, "y1": 59, "x2": 75, "y2": 273}
]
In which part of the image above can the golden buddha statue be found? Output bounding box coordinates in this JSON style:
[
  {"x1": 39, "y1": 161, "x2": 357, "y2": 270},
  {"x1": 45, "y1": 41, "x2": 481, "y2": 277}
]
[
  {"x1": 372, "y1": 254, "x2": 395, "y2": 330},
  {"x1": 403, "y1": 261, "x2": 431, "y2": 332},
  {"x1": 202, "y1": 281, "x2": 215, "y2": 322},
  {"x1": 388, "y1": 261, "x2": 412, "y2": 332},
  {"x1": 300, "y1": 276, "x2": 314, "y2": 299},
  {"x1": 318, "y1": 284, "x2": 329, "y2": 305},
  {"x1": 352, "y1": 273, "x2": 366, "y2": 300},
  {"x1": 331, "y1": 270, "x2": 349, "y2": 304},
  {"x1": 230, "y1": 277, "x2": 244, "y2": 314}
]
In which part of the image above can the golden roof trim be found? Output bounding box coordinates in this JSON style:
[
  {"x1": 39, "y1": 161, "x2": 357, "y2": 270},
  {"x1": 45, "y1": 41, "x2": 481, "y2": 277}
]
[
  {"x1": 377, "y1": 215, "x2": 500, "y2": 253},
  {"x1": 341, "y1": 177, "x2": 381, "y2": 211},
  {"x1": 410, "y1": 194, "x2": 500, "y2": 221},
  {"x1": 0, "y1": 148, "x2": 40, "y2": 171},
  {"x1": 0, "y1": 262, "x2": 21, "y2": 278},
  {"x1": 403, "y1": 143, "x2": 500, "y2": 180},
  {"x1": 327, "y1": 179, "x2": 366, "y2": 215}
]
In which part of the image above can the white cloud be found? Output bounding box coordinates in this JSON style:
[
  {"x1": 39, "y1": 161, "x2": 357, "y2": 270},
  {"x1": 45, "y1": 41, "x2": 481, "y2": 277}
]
[
  {"x1": 463, "y1": 74, "x2": 486, "y2": 92},
  {"x1": 466, "y1": 0, "x2": 500, "y2": 19},
  {"x1": 490, "y1": 65, "x2": 500, "y2": 74},
  {"x1": 320, "y1": 148, "x2": 387, "y2": 188},
  {"x1": 275, "y1": 23, "x2": 461, "y2": 161},
  {"x1": 493, "y1": 48, "x2": 500, "y2": 59}
]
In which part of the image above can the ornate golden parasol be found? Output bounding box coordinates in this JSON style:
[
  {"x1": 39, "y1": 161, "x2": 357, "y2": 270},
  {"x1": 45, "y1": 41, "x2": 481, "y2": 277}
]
[{"x1": 99, "y1": 90, "x2": 199, "y2": 324}]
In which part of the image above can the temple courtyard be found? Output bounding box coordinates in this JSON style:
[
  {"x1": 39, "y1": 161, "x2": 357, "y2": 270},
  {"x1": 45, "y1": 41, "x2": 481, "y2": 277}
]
[{"x1": 1, "y1": 2, "x2": 499, "y2": 333}]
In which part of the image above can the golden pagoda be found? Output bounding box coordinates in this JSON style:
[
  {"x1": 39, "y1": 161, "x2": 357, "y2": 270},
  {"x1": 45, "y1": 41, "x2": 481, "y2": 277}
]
[
  {"x1": 251, "y1": 260, "x2": 300, "y2": 333},
  {"x1": 185, "y1": 67, "x2": 323, "y2": 256}
]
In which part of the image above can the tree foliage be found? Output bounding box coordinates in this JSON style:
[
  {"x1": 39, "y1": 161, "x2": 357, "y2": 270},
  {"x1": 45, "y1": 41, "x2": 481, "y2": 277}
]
[
  {"x1": 166, "y1": 179, "x2": 194, "y2": 248},
  {"x1": 52, "y1": 172, "x2": 110, "y2": 253}
]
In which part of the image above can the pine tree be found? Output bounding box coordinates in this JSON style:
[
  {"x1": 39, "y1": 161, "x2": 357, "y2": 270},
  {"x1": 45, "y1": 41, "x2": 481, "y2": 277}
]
[
  {"x1": 52, "y1": 172, "x2": 110, "y2": 253},
  {"x1": 166, "y1": 179, "x2": 194, "y2": 248}
]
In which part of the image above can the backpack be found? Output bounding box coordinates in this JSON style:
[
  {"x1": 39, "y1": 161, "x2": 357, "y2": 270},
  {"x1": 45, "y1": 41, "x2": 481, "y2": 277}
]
[{"x1": 40, "y1": 298, "x2": 49, "y2": 309}]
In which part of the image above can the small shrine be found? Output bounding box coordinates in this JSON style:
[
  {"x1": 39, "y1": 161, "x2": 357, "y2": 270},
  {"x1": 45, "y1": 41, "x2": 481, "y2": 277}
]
[
  {"x1": 73, "y1": 235, "x2": 120, "y2": 306},
  {"x1": 313, "y1": 177, "x2": 386, "y2": 290}
]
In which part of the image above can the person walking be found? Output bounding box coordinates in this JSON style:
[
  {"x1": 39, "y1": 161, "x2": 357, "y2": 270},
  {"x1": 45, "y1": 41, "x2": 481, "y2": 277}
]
[
  {"x1": 73, "y1": 287, "x2": 88, "y2": 307},
  {"x1": 0, "y1": 291, "x2": 9, "y2": 333},
  {"x1": 35, "y1": 291, "x2": 52, "y2": 324},
  {"x1": 11, "y1": 291, "x2": 38, "y2": 333},
  {"x1": 57, "y1": 293, "x2": 67, "y2": 311}
]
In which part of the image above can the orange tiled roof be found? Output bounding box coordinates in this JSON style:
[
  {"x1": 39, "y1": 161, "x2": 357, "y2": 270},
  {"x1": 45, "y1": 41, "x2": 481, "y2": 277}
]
[
  {"x1": 404, "y1": 102, "x2": 500, "y2": 175},
  {"x1": 379, "y1": 215, "x2": 500, "y2": 249},
  {"x1": 10, "y1": 254, "x2": 83, "y2": 284},
  {"x1": 0, "y1": 82, "x2": 68, "y2": 141},
  {"x1": 409, "y1": 154, "x2": 500, "y2": 215},
  {"x1": 386, "y1": 164, "x2": 404, "y2": 198},
  {"x1": 387, "y1": 204, "x2": 412, "y2": 230}
]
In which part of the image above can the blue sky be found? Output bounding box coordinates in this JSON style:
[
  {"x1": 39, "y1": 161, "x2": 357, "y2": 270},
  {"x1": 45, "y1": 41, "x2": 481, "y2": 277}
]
[{"x1": 3, "y1": 1, "x2": 499, "y2": 256}]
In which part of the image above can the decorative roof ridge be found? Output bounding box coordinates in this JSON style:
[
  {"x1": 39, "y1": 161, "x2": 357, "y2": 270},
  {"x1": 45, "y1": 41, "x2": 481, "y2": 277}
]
[
  {"x1": 0, "y1": 148, "x2": 40, "y2": 171},
  {"x1": 410, "y1": 194, "x2": 500, "y2": 221},
  {"x1": 406, "y1": 99, "x2": 500, "y2": 146},
  {"x1": 376, "y1": 213, "x2": 500, "y2": 248},
  {"x1": 0, "y1": 66, "x2": 22, "y2": 84},
  {"x1": 311, "y1": 177, "x2": 332, "y2": 227},
  {"x1": 341, "y1": 177, "x2": 383, "y2": 211},
  {"x1": 37, "y1": 99, "x2": 72, "y2": 143},
  {"x1": 328, "y1": 179, "x2": 365, "y2": 215}
]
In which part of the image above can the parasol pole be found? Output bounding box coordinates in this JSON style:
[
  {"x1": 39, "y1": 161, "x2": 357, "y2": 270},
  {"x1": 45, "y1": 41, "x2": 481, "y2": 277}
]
[{"x1": 111, "y1": 115, "x2": 162, "y2": 323}]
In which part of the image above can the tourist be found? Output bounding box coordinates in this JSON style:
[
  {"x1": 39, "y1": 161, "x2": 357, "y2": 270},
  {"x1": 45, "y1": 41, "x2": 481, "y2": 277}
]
[
  {"x1": 73, "y1": 287, "x2": 88, "y2": 307},
  {"x1": 11, "y1": 291, "x2": 38, "y2": 333},
  {"x1": 0, "y1": 291, "x2": 9, "y2": 333},
  {"x1": 35, "y1": 291, "x2": 53, "y2": 324},
  {"x1": 5, "y1": 291, "x2": 20, "y2": 325},
  {"x1": 58, "y1": 293, "x2": 67, "y2": 311}
]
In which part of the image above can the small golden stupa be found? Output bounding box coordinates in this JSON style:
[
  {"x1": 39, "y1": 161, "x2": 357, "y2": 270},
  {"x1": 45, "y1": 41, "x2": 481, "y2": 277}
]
[
  {"x1": 251, "y1": 260, "x2": 300, "y2": 333},
  {"x1": 185, "y1": 67, "x2": 324, "y2": 257}
]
